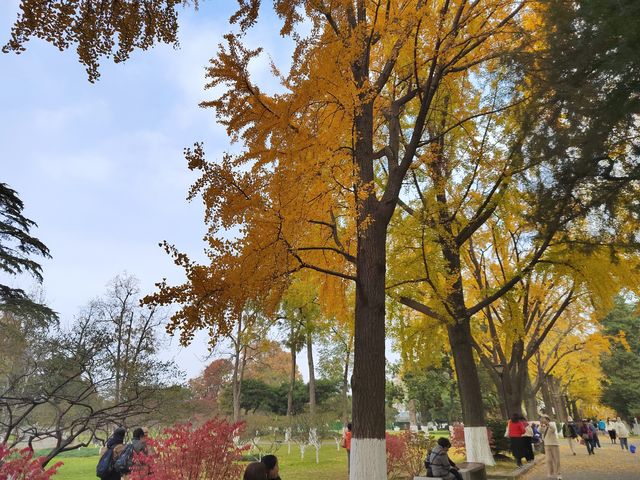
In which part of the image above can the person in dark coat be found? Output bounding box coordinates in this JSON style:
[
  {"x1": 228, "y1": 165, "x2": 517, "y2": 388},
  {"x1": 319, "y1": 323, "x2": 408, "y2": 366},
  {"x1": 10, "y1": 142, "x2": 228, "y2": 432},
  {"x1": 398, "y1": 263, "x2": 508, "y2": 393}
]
[
  {"x1": 107, "y1": 428, "x2": 126, "y2": 449},
  {"x1": 244, "y1": 462, "x2": 268, "y2": 480},
  {"x1": 102, "y1": 427, "x2": 126, "y2": 480},
  {"x1": 426, "y1": 438, "x2": 461, "y2": 480},
  {"x1": 577, "y1": 420, "x2": 595, "y2": 455},
  {"x1": 590, "y1": 419, "x2": 601, "y2": 448},
  {"x1": 261, "y1": 455, "x2": 282, "y2": 480}
]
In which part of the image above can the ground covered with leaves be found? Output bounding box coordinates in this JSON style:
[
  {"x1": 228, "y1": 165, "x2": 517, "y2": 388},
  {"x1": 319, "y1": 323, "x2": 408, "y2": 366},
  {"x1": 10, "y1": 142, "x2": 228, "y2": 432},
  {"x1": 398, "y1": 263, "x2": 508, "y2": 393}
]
[{"x1": 524, "y1": 439, "x2": 640, "y2": 480}]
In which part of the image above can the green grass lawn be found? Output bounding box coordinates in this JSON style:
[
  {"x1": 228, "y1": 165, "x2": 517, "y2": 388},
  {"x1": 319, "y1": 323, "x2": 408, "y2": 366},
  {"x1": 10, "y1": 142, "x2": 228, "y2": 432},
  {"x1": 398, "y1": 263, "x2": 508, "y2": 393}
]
[
  {"x1": 53, "y1": 443, "x2": 349, "y2": 480},
  {"x1": 52, "y1": 456, "x2": 99, "y2": 480},
  {"x1": 50, "y1": 430, "x2": 531, "y2": 480}
]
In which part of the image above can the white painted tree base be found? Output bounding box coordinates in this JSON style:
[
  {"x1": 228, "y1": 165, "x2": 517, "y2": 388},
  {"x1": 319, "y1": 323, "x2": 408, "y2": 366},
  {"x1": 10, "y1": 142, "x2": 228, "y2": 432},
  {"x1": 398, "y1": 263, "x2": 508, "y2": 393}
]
[
  {"x1": 350, "y1": 438, "x2": 386, "y2": 480},
  {"x1": 464, "y1": 426, "x2": 495, "y2": 466}
]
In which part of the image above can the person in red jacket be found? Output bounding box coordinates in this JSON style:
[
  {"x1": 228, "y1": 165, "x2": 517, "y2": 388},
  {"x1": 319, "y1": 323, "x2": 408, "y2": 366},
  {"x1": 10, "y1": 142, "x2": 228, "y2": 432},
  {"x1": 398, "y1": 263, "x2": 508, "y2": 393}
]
[
  {"x1": 343, "y1": 423, "x2": 352, "y2": 475},
  {"x1": 508, "y1": 413, "x2": 528, "y2": 467}
]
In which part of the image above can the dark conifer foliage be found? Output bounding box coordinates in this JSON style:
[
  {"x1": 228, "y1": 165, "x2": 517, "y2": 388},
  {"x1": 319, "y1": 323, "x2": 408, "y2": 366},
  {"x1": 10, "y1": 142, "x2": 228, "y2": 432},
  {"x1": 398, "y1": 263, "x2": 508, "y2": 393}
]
[{"x1": 0, "y1": 183, "x2": 56, "y2": 321}]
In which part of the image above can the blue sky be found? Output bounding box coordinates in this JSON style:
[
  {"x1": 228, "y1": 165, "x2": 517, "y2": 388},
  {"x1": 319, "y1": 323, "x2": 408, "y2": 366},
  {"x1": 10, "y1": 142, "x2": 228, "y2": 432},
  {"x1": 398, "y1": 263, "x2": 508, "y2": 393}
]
[{"x1": 0, "y1": 0, "x2": 302, "y2": 379}]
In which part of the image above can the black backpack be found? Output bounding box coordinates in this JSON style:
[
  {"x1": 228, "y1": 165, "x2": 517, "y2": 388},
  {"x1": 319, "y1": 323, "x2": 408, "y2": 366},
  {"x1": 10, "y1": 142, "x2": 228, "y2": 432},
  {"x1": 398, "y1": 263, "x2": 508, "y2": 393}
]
[
  {"x1": 113, "y1": 443, "x2": 135, "y2": 474},
  {"x1": 96, "y1": 447, "x2": 114, "y2": 478}
]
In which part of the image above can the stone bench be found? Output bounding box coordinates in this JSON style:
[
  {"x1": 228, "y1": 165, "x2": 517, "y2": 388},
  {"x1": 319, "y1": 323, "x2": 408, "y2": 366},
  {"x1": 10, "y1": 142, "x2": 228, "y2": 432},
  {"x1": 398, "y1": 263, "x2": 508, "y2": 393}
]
[
  {"x1": 414, "y1": 462, "x2": 487, "y2": 480},
  {"x1": 458, "y1": 462, "x2": 487, "y2": 480}
]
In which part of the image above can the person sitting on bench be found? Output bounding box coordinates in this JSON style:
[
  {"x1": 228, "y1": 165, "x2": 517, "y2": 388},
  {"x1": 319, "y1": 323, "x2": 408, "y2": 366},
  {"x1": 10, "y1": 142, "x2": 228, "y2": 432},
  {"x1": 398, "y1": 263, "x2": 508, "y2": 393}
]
[{"x1": 425, "y1": 437, "x2": 462, "y2": 480}]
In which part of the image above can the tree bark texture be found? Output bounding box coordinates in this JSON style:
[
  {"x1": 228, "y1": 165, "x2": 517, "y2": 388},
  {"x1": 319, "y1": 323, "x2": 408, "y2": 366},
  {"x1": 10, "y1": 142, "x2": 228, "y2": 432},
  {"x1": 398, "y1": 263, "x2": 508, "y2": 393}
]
[
  {"x1": 342, "y1": 334, "x2": 352, "y2": 426},
  {"x1": 350, "y1": 91, "x2": 388, "y2": 478},
  {"x1": 287, "y1": 335, "x2": 297, "y2": 419},
  {"x1": 306, "y1": 330, "x2": 316, "y2": 419},
  {"x1": 448, "y1": 320, "x2": 486, "y2": 427}
]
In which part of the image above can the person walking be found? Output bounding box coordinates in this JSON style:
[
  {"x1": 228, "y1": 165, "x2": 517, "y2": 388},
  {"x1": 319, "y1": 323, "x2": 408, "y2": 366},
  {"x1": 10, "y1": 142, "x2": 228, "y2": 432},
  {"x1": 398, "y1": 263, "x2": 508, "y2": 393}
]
[
  {"x1": 606, "y1": 417, "x2": 617, "y2": 444},
  {"x1": 598, "y1": 419, "x2": 606, "y2": 434},
  {"x1": 540, "y1": 415, "x2": 561, "y2": 480},
  {"x1": 562, "y1": 417, "x2": 578, "y2": 455},
  {"x1": 577, "y1": 420, "x2": 595, "y2": 455},
  {"x1": 120, "y1": 428, "x2": 150, "y2": 480},
  {"x1": 590, "y1": 419, "x2": 601, "y2": 448},
  {"x1": 616, "y1": 417, "x2": 630, "y2": 451},
  {"x1": 522, "y1": 416, "x2": 535, "y2": 463},
  {"x1": 97, "y1": 427, "x2": 126, "y2": 480},
  {"x1": 508, "y1": 413, "x2": 529, "y2": 467}
]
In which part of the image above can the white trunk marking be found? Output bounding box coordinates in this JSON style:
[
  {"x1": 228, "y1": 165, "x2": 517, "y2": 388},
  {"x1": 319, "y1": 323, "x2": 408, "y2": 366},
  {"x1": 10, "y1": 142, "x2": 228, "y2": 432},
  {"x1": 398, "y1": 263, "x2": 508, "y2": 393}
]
[
  {"x1": 464, "y1": 426, "x2": 495, "y2": 466},
  {"x1": 350, "y1": 438, "x2": 386, "y2": 480}
]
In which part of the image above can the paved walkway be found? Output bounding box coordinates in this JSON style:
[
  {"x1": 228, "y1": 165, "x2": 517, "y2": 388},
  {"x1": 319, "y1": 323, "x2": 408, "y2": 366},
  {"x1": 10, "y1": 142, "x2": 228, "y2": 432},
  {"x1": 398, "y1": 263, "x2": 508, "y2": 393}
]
[{"x1": 523, "y1": 439, "x2": 640, "y2": 479}]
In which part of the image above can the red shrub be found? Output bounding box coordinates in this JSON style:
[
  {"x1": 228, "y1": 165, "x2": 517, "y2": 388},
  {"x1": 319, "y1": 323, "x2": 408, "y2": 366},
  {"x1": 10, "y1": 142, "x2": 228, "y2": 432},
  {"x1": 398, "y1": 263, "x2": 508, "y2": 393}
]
[
  {"x1": 386, "y1": 432, "x2": 434, "y2": 480},
  {"x1": 129, "y1": 418, "x2": 248, "y2": 480},
  {"x1": 386, "y1": 432, "x2": 407, "y2": 476},
  {"x1": 0, "y1": 444, "x2": 61, "y2": 480},
  {"x1": 451, "y1": 422, "x2": 466, "y2": 451}
]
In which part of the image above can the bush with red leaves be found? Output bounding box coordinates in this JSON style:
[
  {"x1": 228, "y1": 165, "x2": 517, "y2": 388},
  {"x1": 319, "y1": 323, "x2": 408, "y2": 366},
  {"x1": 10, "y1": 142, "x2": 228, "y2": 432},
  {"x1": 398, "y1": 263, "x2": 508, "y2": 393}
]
[
  {"x1": 128, "y1": 418, "x2": 247, "y2": 480},
  {"x1": 450, "y1": 422, "x2": 495, "y2": 455},
  {"x1": 386, "y1": 431, "x2": 434, "y2": 480},
  {"x1": 0, "y1": 444, "x2": 61, "y2": 480},
  {"x1": 451, "y1": 422, "x2": 466, "y2": 451}
]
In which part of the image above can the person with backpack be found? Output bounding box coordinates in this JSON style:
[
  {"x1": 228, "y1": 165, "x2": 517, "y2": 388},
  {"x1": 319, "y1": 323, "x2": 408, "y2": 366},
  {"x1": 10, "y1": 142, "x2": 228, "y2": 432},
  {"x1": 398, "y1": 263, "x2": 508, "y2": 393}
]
[
  {"x1": 577, "y1": 420, "x2": 595, "y2": 455},
  {"x1": 117, "y1": 428, "x2": 149, "y2": 479},
  {"x1": 425, "y1": 438, "x2": 461, "y2": 480},
  {"x1": 96, "y1": 427, "x2": 126, "y2": 480}
]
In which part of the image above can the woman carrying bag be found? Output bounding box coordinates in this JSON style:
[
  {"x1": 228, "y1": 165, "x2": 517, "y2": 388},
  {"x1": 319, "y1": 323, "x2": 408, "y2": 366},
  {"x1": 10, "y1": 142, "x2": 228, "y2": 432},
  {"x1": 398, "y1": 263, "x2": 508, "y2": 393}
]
[{"x1": 540, "y1": 415, "x2": 562, "y2": 480}]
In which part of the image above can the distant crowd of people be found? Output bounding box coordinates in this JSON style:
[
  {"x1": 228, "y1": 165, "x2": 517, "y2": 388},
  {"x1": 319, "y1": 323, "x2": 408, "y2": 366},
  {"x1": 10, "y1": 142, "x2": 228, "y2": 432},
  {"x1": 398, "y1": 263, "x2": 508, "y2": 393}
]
[{"x1": 506, "y1": 413, "x2": 635, "y2": 480}]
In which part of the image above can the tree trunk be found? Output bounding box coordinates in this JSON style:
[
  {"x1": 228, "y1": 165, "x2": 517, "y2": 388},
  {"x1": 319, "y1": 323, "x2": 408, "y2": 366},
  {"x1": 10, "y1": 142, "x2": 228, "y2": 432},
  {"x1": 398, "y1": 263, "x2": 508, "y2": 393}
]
[
  {"x1": 550, "y1": 377, "x2": 567, "y2": 422},
  {"x1": 287, "y1": 335, "x2": 297, "y2": 419},
  {"x1": 569, "y1": 398, "x2": 580, "y2": 420},
  {"x1": 350, "y1": 97, "x2": 388, "y2": 479},
  {"x1": 500, "y1": 369, "x2": 525, "y2": 418},
  {"x1": 231, "y1": 318, "x2": 244, "y2": 422},
  {"x1": 351, "y1": 213, "x2": 387, "y2": 480},
  {"x1": 442, "y1": 241, "x2": 494, "y2": 465},
  {"x1": 341, "y1": 333, "x2": 352, "y2": 426},
  {"x1": 306, "y1": 330, "x2": 316, "y2": 420},
  {"x1": 541, "y1": 376, "x2": 554, "y2": 417},
  {"x1": 448, "y1": 319, "x2": 494, "y2": 465},
  {"x1": 523, "y1": 366, "x2": 538, "y2": 419},
  {"x1": 408, "y1": 399, "x2": 418, "y2": 428},
  {"x1": 449, "y1": 321, "x2": 486, "y2": 427}
]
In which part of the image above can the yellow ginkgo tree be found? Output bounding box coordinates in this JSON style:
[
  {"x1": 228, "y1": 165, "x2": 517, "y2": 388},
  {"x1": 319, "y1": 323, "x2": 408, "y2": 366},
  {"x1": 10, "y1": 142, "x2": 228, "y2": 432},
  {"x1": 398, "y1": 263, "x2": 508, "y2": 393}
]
[{"x1": 9, "y1": 1, "x2": 640, "y2": 476}]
